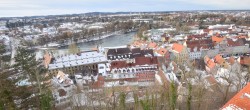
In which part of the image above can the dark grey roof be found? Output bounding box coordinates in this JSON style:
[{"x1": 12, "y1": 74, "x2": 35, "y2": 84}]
[{"x1": 107, "y1": 48, "x2": 131, "y2": 56}]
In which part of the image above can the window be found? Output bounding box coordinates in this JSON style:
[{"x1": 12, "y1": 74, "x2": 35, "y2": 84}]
[
  {"x1": 127, "y1": 69, "x2": 130, "y2": 72},
  {"x1": 99, "y1": 66, "x2": 104, "y2": 69}
]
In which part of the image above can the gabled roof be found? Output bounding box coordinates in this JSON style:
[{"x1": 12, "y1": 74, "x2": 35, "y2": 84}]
[
  {"x1": 228, "y1": 56, "x2": 235, "y2": 65},
  {"x1": 240, "y1": 56, "x2": 250, "y2": 66},
  {"x1": 135, "y1": 57, "x2": 158, "y2": 65},
  {"x1": 227, "y1": 38, "x2": 245, "y2": 47},
  {"x1": 107, "y1": 48, "x2": 131, "y2": 56},
  {"x1": 212, "y1": 36, "x2": 225, "y2": 43},
  {"x1": 148, "y1": 42, "x2": 157, "y2": 48},
  {"x1": 222, "y1": 83, "x2": 250, "y2": 110},
  {"x1": 186, "y1": 39, "x2": 213, "y2": 52},
  {"x1": 204, "y1": 56, "x2": 216, "y2": 69},
  {"x1": 214, "y1": 54, "x2": 225, "y2": 65},
  {"x1": 172, "y1": 43, "x2": 184, "y2": 53},
  {"x1": 207, "y1": 59, "x2": 216, "y2": 69},
  {"x1": 156, "y1": 48, "x2": 168, "y2": 56}
]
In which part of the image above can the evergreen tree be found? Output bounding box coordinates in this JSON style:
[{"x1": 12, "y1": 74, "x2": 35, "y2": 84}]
[
  {"x1": 0, "y1": 69, "x2": 16, "y2": 109},
  {"x1": 14, "y1": 47, "x2": 52, "y2": 109}
]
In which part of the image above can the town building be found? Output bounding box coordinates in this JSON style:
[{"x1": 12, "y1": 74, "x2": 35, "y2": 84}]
[
  {"x1": 106, "y1": 47, "x2": 154, "y2": 61},
  {"x1": 45, "y1": 50, "x2": 108, "y2": 75},
  {"x1": 222, "y1": 83, "x2": 250, "y2": 110},
  {"x1": 106, "y1": 56, "x2": 158, "y2": 87},
  {"x1": 171, "y1": 43, "x2": 189, "y2": 64},
  {"x1": 51, "y1": 71, "x2": 76, "y2": 105},
  {"x1": 186, "y1": 39, "x2": 213, "y2": 60}
]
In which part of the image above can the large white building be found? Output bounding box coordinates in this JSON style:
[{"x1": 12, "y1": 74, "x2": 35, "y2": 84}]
[{"x1": 45, "y1": 50, "x2": 108, "y2": 75}]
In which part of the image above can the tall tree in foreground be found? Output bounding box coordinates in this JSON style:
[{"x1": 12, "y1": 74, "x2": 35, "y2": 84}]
[
  {"x1": 187, "y1": 83, "x2": 192, "y2": 110},
  {"x1": 168, "y1": 82, "x2": 177, "y2": 110},
  {"x1": 0, "y1": 69, "x2": 17, "y2": 109},
  {"x1": 14, "y1": 47, "x2": 53, "y2": 109},
  {"x1": 0, "y1": 44, "x2": 17, "y2": 109}
]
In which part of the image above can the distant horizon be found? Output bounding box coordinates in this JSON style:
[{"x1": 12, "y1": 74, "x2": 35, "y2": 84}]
[
  {"x1": 1, "y1": 10, "x2": 250, "y2": 18},
  {"x1": 1, "y1": 0, "x2": 250, "y2": 18}
]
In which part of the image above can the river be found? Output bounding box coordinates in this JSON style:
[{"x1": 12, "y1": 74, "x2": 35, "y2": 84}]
[
  {"x1": 77, "y1": 32, "x2": 136, "y2": 50},
  {"x1": 36, "y1": 32, "x2": 136, "y2": 59}
]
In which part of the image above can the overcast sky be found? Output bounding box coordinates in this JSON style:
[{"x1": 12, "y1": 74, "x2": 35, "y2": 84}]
[{"x1": 0, "y1": 0, "x2": 250, "y2": 17}]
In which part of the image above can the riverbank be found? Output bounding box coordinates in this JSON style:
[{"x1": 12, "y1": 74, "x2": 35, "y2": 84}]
[
  {"x1": 35, "y1": 31, "x2": 136, "y2": 59},
  {"x1": 58, "y1": 31, "x2": 123, "y2": 48}
]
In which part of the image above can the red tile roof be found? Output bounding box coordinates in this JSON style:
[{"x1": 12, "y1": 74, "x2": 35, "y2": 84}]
[
  {"x1": 207, "y1": 59, "x2": 216, "y2": 69},
  {"x1": 156, "y1": 48, "x2": 168, "y2": 55},
  {"x1": 111, "y1": 61, "x2": 128, "y2": 69},
  {"x1": 135, "y1": 57, "x2": 158, "y2": 65},
  {"x1": 110, "y1": 57, "x2": 158, "y2": 69},
  {"x1": 204, "y1": 56, "x2": 216, "y2": 69},
  {"x1": 222, "y1": 83, "x2": 250, "y2": 110},
  {"x1": 172, "y1": 43, "x2": 184, "y2": 53},
  {"x1": 212, "y1": 36, "x2": 225, "y2": 43},
  {"x1": 228, "y1": 56, "x2": 235, "y2": 65},
  {"x1": 214, "y1": 54, "x2": 225, "y2": 65},
  {"x1": 187, "y1": 34, "x2": 207, "y2": 40},
  {"x1": 227, "y1": 38, "x2": 245, "y2": 47},
  {"x1": 148, "y1": 42, "x2": 157, "y2": 48},
  {"x1": 240, "y1": 56, "x2": 250, "y2": 66},
  {"x1": 186, "y1": 39, "x2": 213, "y2": 52}
]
